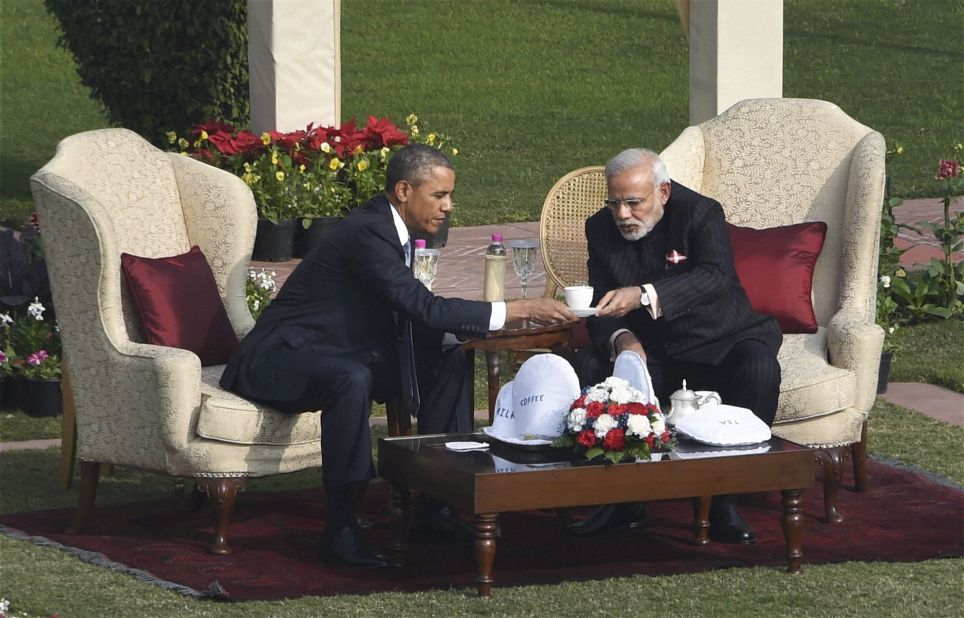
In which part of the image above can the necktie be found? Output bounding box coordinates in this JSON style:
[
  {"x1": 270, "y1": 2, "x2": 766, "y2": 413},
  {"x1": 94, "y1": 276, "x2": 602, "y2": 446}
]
[{"x1": 398, "y1": 239, "x2": 420, "y2": 415}]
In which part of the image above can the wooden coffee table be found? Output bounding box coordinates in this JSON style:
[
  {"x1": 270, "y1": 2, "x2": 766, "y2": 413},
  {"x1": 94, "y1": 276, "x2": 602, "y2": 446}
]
[
  {"x1": 462, "y1": 318, "x2": 575, "y2": 423},
  {"x1": 377, "y1": 433, "x2": 814, "y2": 596}
]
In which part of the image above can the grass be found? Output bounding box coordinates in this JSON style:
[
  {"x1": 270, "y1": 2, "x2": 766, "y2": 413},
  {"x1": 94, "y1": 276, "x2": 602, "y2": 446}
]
[
  {"x1": 887, "y1": 319, "x2": 964, "y2": 392},
  {"x1": 2, "y1": 0, "x2": 962, "y2": 227}
]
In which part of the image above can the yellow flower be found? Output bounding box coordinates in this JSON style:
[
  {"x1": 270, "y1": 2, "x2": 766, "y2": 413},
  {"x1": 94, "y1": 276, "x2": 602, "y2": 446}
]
[
  {"x1": 166, "y1": 131, "x2": 177, "y2": 144},
  {"x1": 271, "y1": 151, "x2": 279, "y2": 165},
  {"x1": 179, "y1": 151, "x2": 188, "y2": 157},
  {"x1": 299, "y1": 164, "x2": 306, "y2": 173},
  {"x1": 406, "y1": 113, "x2": 418, "y2": 126},
  {"x1": 411, "y1": 125, "x2": 419, "y2": 136},
  {"x1": 427, "y1": 133, "x2": 437, "y2": 145},
  {"x1": 357, "y1": 158, "x2": 370, "y2": 172},
  {"x1": 380, "y1": 147, "x2": 390, "y2": 159},
  {"x1": 451, "y1": 148, "x2": 459, "y2": 157},
  {"x1": 895, "y1": 268, "x2": 907, "y2": 278},
  {"x1": 261, "y1": 132, "x2": 271, "y2": 146},
  {"x1": 354, "y1": 145, "x2": 365, "y2": 155},
  {"x1": 177, "y1": 137, "x2": 189, "y2": 149},
  {"x1": 329, "y1": 157, "x2": 342, "y2": 171},
  {"x1": 242, "y1": 173, "x2": 258, "y2": 185},
  {"x1": 320, "y1": 142, "x2": 332, "y2": 153},
  {"x1": 275, "y1": 171, "x2": 285, "y2": 182},
  {"x1": 896, "y1": 145, "x2": 904, "y2": 155},
  {"x1": 199, "y1": 130, "x2": 209, "y2": 141}
]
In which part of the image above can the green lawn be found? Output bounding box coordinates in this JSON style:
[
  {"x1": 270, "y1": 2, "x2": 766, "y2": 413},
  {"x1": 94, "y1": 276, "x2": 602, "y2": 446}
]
[{"x1": 2, "y1": 0, "x2": 962, "y2": 227}]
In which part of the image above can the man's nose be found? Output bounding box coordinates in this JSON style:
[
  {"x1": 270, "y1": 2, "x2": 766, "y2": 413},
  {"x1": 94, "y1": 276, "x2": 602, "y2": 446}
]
[
  {"x1": 614, "y1": 203, "x2": 632, "y2": 219},
  {"x1": 441, "y1": 196, "x2": 453, "y2": 212}
]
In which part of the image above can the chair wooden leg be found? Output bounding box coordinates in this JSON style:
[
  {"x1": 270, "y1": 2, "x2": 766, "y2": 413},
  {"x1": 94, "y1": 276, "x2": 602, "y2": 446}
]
[
  {"x1": 65, "y1": 460, "x2": 101, "y2": 534},
  {"x1": 852, "y1": 420, "x2": 869, "y2": 493},
  {"x1": 196, "y1": 476, "x2": 246, "y2": 555},
  {"x1": 816, "y1": 448, "x2": 845, "y2": 524},
  {"x1": 58, "y1": 359, "x2": 78, "y2": 489}
]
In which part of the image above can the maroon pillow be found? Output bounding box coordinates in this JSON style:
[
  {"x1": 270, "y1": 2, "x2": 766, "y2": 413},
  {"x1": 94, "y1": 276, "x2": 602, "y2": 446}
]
[
  {"x1": 121, "y1": 246, "x2": 238, "y2": 366},
  {"x1": 726, "y1": 221, "x2": 827, "y2": 334}
]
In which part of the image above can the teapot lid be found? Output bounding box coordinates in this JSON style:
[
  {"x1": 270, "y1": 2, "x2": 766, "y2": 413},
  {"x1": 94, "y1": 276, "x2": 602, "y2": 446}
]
[{"x1": 671, "y1": 379, "x2": 698, "y2": 401}]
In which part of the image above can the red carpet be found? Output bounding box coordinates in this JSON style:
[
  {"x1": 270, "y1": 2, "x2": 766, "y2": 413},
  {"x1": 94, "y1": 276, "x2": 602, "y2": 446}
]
[{"x1": 1, "y1": 458, "x2": 961, "y2": 600}]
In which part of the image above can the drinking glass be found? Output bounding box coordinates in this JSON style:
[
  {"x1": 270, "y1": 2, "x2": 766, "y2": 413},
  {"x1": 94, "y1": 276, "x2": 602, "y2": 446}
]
[
  {"x1": 509, "y1": 239, "x2": 538, "y2": 300},
  {"x1": 413, "y1": 247, "x2": 440, "y2": 291}
]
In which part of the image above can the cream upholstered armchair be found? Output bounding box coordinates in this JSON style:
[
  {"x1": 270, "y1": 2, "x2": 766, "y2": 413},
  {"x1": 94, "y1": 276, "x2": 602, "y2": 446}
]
[
  {"x1": 541, "y1": 99, "x2": 886, "y2": 523},
  {"x1": 30, "y1": 128, "x2": 322, "y2": 554}
]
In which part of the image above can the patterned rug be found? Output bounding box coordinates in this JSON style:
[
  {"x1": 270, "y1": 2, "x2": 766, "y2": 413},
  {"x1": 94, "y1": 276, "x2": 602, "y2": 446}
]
[{"x1": 2, "y1": 457, "x2": 961, "y2": 601}]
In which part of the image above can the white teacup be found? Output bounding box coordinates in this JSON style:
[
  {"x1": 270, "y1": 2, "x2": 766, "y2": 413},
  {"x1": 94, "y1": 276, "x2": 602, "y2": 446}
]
[{"x1": 564, "y1": 285, "x2": 594, "y2": 310}]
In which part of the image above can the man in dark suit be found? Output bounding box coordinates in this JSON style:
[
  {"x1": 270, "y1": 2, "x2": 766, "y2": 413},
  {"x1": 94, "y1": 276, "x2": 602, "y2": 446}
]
[
  {"x1": 221, "y1": 144, "x2": 575, "y2": 567},
  {"x1": 570, "y1": 148, "x2": 782, "y2": 543}
]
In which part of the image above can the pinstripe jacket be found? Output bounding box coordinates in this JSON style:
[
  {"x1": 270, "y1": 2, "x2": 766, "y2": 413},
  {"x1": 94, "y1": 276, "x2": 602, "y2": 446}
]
[{"x1": 585, "y1": 181, "x2": 781, "y2": 365}]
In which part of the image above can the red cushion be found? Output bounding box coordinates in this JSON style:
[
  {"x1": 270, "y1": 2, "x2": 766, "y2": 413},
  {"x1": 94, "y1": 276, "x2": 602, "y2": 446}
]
[
  {"x1": 726, "y1": 221, "x2": 827, "y2": 334},
  {"x1": 121, "y1": 246, "x2": 238, "y2": 366}
]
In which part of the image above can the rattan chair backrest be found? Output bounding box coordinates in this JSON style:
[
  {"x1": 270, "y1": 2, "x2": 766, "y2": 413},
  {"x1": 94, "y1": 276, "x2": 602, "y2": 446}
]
[{"x1": 539, "y1": 166, "x2": 606, "y2": 298}]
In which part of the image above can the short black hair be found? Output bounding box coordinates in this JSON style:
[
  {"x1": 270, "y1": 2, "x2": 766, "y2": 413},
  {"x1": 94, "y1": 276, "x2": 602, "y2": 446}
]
[{"x1": 385, "y1": 144, "x2": 454, "y2": 194}]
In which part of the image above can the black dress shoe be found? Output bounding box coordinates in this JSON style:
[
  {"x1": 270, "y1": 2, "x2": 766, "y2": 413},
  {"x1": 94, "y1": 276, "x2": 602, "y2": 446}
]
[
  {"x1": 567, "y1": 503, "x2": 648, "y2": 537},
  {"x1": 321, "y1": 526, "x2": 395, "y2": 568},
  {"x1": 413, "y1": 505, "x2": 477, "y2": 545},
  {"x1": 709, "y1": 500, "x2": 756, "y2": 544}
]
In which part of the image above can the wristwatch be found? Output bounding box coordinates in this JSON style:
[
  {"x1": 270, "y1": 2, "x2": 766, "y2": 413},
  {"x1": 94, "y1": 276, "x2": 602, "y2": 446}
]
[{"x1": 639, "y1": 285, "x2": 651, "y2": 307}]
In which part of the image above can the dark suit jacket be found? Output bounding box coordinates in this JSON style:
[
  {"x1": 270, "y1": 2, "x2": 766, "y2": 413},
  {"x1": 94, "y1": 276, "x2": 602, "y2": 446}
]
[
  {"x1": 221, "y1": 194, "x2": 491, "y2": 404},
  {"x1": 586, "y1": 181, "x2": 781, "y2": 365}
]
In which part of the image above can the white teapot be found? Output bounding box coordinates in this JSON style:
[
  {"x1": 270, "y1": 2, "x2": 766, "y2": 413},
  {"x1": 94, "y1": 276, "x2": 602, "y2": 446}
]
[{"x1": 665, "y1": 380, "x2": 722, "y2": 427}]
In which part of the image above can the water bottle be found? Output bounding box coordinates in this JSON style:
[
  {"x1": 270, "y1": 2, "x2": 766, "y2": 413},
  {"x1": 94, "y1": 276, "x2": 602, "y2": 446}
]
[
  {"x1": 413, "y1": 238, "x2": 440, "y2": 291},
  {"x1": 483, "y1": 233, "x2": 507, "y2": 301}
]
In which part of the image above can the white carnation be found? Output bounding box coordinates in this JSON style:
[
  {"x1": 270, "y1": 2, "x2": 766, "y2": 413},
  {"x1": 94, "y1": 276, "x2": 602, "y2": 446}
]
[
  {"x1": 626, "y1": 414, "x2": 652, "y2": 438},
  {"x1": 584, "y1": 386, "x2": 610, "y2": 403},
  {"x1": 567, "y1": 408, "x2": 587, "y2": 432},
  {"x1": 609, "y1": 385, "x2": 635, "y2": 404},
  {"x1": 594, "y1": 414, "x2": 617, "y2": 438},
  {"x1": 651, "y1": 416, "x2": 666, "y2": 435}
]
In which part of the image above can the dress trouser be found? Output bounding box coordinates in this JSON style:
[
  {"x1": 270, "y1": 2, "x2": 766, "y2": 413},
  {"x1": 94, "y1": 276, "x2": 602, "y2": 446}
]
[
  {"x1": 273, "y1": 338, "x2": 472, "y2": 488},
  {"x1": 573, "y1": 338, "x2": 781, "y2": 426}
]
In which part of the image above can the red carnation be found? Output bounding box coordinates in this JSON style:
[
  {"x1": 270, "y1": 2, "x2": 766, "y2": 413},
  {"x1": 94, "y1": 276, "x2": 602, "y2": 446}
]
[
  {"x1": 626, "y1": 402, "x2": 647, "y2": 415},
  {"x1": 643, "y1": 434, "x2": 655, "y2": 448},
  {"x1": 660, "y1": 430, "x2": 671, "y2": 444},
  {"x1": 571, "y1": 394, "x2": 587, "y2": 410},
  {"x1": 936, "y1": 159, "x2": 960, "y2": 180},
  {"x1": 602, "y1": 428, "x2": 626, "y2": 451},
  {"x1": 577, "y1": 429, "x2": 597, "y2": 448},
  {"x1": 586, "y1": 401, "x2": 605, "y2": 418}
]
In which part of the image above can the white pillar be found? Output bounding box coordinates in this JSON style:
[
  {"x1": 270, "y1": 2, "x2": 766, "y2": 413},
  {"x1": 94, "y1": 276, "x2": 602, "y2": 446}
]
[
  {"x1": 687, "y1": 0, "x2": 783, "y2": 124},
  {"x1": 248, "y1": 0, "x2": 341, "y2": 134}
]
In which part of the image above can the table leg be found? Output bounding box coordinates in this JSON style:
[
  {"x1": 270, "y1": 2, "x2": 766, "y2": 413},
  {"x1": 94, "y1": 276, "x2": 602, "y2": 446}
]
[
  {"x1": 486, "y1": 350, "x2": 500, "y2": 425},
  {"x1": 389, "y1": 483, "x2": 410, "y2": 566},
  {"x1": 474, "y1": 513, "x2": 499, "y2": 597},
  {"x1": 781, "y1": 489, "x2": 804, "y2": 574},
  {"x1": 692, "y1": 496, "x2": 711, "y2": 545}
]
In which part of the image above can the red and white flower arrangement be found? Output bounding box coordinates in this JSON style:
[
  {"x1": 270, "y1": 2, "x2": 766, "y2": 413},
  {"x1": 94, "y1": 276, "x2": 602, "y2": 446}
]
[{"x1": 553, "y1": 376, "x2": 672, "y2": 464}]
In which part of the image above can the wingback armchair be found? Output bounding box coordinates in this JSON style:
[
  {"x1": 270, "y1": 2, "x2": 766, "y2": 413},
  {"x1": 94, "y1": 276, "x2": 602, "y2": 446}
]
[
  {"x1": 541, "y1": 99, "x2": 886, "y2": 523},
  {"x1": 30, "y1": 128, "x2": 322, "y2": 554}
]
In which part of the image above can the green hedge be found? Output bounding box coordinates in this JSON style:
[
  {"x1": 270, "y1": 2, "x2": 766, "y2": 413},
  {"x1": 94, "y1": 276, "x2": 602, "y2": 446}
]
[{"x1": 44, "y1": 0, "x2": 249, "y2": 146}]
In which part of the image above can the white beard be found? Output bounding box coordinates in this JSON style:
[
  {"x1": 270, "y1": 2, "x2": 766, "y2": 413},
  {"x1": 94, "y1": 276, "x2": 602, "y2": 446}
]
[{"x1": 616, "y1": 204, "x2": 664, "y2": 241}]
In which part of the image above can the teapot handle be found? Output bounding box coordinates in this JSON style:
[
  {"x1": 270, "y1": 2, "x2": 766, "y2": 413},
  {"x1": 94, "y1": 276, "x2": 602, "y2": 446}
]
[{"x1": 697, "y1": 391, "x2": 722, "y2": 407}]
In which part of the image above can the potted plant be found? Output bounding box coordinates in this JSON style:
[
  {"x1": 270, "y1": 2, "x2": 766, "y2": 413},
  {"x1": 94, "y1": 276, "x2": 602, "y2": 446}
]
[
  {"x1": 168, "y1": 114, "x2": 460, "y2": 257},
  {"x1": 7, "y1": 297, "x2": 63, "y2": 416}
]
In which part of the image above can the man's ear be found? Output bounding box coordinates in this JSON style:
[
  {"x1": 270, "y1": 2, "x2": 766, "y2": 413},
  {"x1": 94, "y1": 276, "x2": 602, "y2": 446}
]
[
  {"x1": 659, "y1": 181, "x2": 672, "y2": 206},
  {"x1": 394, "y1": 180, "x2": 412, "y2": 204}
]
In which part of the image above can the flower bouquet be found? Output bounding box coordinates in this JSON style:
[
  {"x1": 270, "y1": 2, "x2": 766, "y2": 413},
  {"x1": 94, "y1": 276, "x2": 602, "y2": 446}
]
[{"x1": 552, "y1": 376, "x2": 673, "y2": 464}]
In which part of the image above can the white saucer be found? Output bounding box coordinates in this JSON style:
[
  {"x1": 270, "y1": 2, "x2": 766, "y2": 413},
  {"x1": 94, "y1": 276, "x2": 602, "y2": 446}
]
[
  {"x1": 570, "y1": 307, "x2": 598, "y2": 318},
  {"x1": 481, "y1": 426, "x2": 554, "y2": 446},
  {"x1": 445, "y1": 441, "x2": 490, "y2": 452}
]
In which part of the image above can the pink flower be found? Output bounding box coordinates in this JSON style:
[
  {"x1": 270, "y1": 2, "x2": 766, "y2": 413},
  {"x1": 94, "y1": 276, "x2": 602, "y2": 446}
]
[
  {"x1": 0, "y1": 351, "x2": 7, "y2": 364},
  {"x1": 27, "y1": 350, "x2": 48, "y2": 366},
  {"x1": 936, "y1": 159, "x2": 960, "y2": 180}
]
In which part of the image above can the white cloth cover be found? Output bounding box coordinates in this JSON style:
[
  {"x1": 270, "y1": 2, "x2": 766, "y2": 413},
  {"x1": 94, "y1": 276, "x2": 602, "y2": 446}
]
[
  {"x1": 674, "y1": 404, "x2": 772, "y2": 446},
  {"x1": 612, "y1": 351, "x2": 659, "y2": 406},
  {"x1": 483, "y1": 353, "x2": 580, "y2": 441}
]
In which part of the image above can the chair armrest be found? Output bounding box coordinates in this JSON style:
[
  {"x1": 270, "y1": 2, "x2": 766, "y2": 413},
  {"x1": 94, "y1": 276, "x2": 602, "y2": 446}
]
[{"x1": 827, "y1": 311, "x2": 884, "y2": 413}]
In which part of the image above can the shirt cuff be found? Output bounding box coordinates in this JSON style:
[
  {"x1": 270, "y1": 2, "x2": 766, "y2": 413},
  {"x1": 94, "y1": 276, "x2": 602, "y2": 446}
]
[
  {"x1": 489, "y1": 301, "x2": 506, "y2": 330},
  {"x1": 643, "y1": 283, "x2": 662, "y2": 319},
  {"x1": 608, "y1": 328, "x2": 633, "y2": 361}
]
